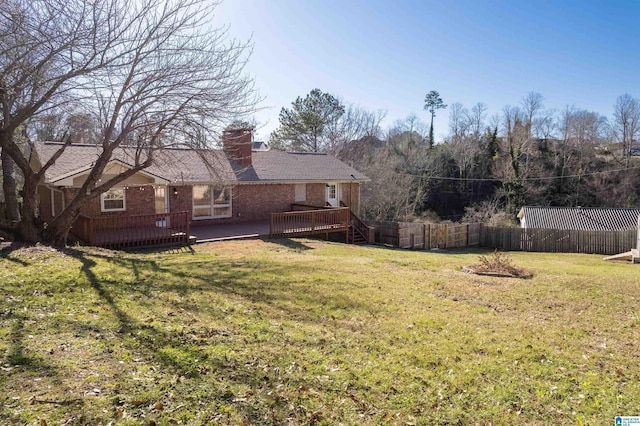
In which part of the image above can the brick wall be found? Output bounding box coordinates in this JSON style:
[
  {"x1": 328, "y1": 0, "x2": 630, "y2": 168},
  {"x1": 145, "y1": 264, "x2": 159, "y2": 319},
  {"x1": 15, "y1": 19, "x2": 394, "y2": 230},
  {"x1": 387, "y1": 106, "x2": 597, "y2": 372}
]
[
  {"x1": 67, "y1": 186, "x2": 155, "y2": 218},
  {"x1": 222, "y1": 129, "x2": 252, "y2": 167},
  {"x1": 340, "y1": 182, "x2": 361, "y2": 214},
  {"x1": 236, "y1": 184, "x2": 295, "y2": 221},
  {"x1": 59, "y1": 181, "x2": 362, "y2": 226},
  {"x1": 170, "y1": 183, "x2": 336, "y2": 225},
  {"x1": 168, "y1": 185, "x2": 193, "y2": 221},
  {"x1": 306, "y1": 183, "x2": 326, "y2": 207}
]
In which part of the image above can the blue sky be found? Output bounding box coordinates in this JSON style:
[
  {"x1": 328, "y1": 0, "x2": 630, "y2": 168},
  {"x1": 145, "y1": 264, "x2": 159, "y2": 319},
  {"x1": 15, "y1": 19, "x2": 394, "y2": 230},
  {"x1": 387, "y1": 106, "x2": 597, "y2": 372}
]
[{"x1": 214, "y1": 0, "x2": 640, "y2": 142}]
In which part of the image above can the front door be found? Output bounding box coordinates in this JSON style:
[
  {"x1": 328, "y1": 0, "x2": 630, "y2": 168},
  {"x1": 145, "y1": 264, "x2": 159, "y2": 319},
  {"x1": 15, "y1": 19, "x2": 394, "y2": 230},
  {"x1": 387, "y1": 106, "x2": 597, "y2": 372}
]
[{"x1": 326, "y1": 182, "x2": 339, "y2": 207}]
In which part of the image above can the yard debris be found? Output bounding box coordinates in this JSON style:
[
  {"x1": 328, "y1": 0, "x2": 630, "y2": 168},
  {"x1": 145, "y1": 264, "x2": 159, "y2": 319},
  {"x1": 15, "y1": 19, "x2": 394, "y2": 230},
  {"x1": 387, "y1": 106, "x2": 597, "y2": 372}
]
[{"x1": 464, "y1": 251, "x2": 532, "y2": 279}]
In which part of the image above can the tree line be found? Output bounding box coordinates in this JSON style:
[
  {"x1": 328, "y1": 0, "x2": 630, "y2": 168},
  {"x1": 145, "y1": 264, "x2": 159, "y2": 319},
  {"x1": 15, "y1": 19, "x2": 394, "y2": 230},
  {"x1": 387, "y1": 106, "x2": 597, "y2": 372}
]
[{"x1": 270, "y1": 89, "x2": 640, "y2": 224}]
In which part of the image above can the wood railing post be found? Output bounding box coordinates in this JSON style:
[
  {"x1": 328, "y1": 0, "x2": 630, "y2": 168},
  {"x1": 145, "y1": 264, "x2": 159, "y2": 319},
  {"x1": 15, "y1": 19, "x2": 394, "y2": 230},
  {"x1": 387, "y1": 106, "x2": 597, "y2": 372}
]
[{"x1": 184, "y1": 212, "x2": 190, "y2": 244}]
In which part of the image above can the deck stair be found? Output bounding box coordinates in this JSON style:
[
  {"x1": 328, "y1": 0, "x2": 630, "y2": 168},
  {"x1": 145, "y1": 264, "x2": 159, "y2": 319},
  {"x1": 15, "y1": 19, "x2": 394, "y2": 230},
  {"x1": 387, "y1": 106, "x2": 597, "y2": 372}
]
[
  {"x1": 270, "y1": 203, "x2": 371, "y2": 245},
  {"x1": 603, "y1": 248, "x2": 639, "y2": 263},
  {"x1": 341, "y1": 201, "x2": 371, "y2": 245}
]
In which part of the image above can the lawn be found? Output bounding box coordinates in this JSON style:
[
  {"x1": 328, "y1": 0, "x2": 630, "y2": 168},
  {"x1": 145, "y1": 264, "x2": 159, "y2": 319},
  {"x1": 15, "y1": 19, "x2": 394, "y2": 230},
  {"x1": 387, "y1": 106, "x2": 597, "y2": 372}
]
[{"x1": 1, "y1": 239, "x2": 639, "y2": 425}]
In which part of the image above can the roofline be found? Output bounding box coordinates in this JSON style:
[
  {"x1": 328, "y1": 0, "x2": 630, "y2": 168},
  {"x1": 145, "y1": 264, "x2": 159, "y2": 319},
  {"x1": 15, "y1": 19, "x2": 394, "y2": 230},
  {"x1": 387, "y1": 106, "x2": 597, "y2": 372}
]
[
  {"x1": 236, "y1": 178, "x2": 370, "y2": 185},
  {"x1": 169, "y1": 178, "x2": 369, "y2": 186},
  {"x1": 49, "y1": 164, "x2": 94, "y2": 184},
  {"x1": 48, "y1": 159, "x2": 171, "y2": 185}
]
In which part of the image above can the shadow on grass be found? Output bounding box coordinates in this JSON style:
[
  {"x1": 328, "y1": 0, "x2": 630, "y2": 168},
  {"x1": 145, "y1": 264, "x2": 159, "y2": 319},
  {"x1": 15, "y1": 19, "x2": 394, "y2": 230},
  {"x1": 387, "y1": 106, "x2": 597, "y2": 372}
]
[
  {"x1": 62, "y1": 248, "x2": 139, "y2": 334},
  {"x1": 0, "y1": 245, "x2": 377, "y2": 423},
  {"x1": 266, "y1": 237, "x2": 315, "y2": 251},
  {"x1": 0, "y1": 242, "x2": 30, "y2": 265},
  {"x1": 366, "y1": 244, "x2": 494, "y2": 255}
]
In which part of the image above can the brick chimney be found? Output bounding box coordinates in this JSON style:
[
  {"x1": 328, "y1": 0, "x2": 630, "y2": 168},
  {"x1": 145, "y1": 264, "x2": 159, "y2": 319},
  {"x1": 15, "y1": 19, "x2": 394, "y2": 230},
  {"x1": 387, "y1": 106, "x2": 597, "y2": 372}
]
[{"x1": 222, "y1": 128, "x2": 253, "y2": 167}]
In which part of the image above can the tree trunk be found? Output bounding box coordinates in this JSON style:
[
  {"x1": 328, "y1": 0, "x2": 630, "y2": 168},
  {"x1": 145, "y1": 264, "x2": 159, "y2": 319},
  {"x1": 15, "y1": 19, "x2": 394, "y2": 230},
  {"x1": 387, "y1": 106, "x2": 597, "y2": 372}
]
[
  {"x1": 1, "y1": 148, "x2": 21, "y2": 221},
  {"x1": 15, "y1": 173, "x2": 42, "y2": 243},
  {"x1": 429, "y1": 113, "x2": 435, "y2": 148}
]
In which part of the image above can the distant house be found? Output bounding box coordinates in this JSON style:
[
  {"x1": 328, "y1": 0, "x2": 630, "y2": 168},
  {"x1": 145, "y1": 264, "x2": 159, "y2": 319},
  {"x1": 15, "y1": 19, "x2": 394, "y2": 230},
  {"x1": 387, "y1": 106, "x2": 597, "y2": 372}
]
[
  {"x1": 251, "y1": 141, "x2": 269, "y2": 151},
  {"x1": 30, "y1": 128, "x2": 370, "y2": 247},
  {"x1": 517, "y1": 206, "x2": 640, "y2": 231}
]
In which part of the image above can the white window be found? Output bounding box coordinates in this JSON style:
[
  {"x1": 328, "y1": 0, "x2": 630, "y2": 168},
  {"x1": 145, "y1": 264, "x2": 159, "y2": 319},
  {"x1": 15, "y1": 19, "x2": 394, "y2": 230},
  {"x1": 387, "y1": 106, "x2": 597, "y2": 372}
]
[
  {"x1": 294, "y1": 183, "x2": 306, "y2": 202},
  {"x1": 327, "y1": 184, "x2": 337, "y2": 200},
  {"x1": 192, "y1": 185, "x2": 232, "y2": 219},
  {"x1": 101, "y1": 189, "x2": 126, "y2": 212}
]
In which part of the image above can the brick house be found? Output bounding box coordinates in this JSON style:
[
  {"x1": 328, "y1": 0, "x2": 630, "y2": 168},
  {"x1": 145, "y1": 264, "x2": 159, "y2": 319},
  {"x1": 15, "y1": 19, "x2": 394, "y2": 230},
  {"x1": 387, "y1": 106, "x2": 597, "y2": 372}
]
[{"x1": 31, "y1": 129, "x2": 369, "y2": 245}]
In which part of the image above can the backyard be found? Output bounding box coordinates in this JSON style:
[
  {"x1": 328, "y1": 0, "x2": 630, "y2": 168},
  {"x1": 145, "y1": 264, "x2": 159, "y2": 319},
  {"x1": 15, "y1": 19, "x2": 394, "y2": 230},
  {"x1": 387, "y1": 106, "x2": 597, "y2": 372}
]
[{"x1": 1, "y1": 239, "x2": 639, "y2": 425}]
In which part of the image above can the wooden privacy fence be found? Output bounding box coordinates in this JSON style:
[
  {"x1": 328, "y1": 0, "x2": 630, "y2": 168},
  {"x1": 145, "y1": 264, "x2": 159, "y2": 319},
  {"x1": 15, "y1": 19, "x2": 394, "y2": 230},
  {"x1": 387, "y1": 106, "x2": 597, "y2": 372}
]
[
  {"x1": 366, "y1": 221, "x2": 637, "y2": 255},
  {"x1": 481, "y1": 226, "x2": 637, "y2": 255},
  {"x1": 367, "y1": 221, "x2": 482, "y2": 249}
]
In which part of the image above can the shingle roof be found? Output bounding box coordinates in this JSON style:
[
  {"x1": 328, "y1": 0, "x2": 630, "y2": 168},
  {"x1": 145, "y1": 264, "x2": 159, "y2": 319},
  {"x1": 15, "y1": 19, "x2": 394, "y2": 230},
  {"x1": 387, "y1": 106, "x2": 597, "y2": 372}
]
[
  {"x1": 236, "y1": 151, "x2": 368, "y2": 182},
  {"x1": 32, "y1": 142, "x2": 368, "y2": 185},
  {"x1": 33, "y1": 142, "x2": 236, "y2": 184},
  {"x1": 518, "y1": 206, "x2": 640, "y2": 231}
]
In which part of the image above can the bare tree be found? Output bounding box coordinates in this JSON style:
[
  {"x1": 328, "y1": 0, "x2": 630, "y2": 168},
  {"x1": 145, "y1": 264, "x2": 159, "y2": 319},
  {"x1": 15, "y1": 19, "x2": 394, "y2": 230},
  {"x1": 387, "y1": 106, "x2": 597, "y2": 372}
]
[
  {"x1": 360, "y1": 145, "x2": 416, "y2": 221},
  {"x1": 464, "y1": 102, "x2": 487, "y2": 139},
  {"x1": 448, "y1": 102, "x2": 468, "y2": 141},
  {"x1": 386, "y1": 113, "x2": 429, "y2": 150},
  {"x1": 612, "y1": 93, "x2": 640, "y2": 167},
  {"x1": 0, "y1": 0, "x2": 256, "y2": 245},
  {"x1": 326, "y1": 103, "x2": 386, "y2": 154},
  {"x1": 532, "y1": 109, "x2": 557, "y2": 139},
  {"x1": 521, "y1": 91, "x2": 545, "y2": 138}
]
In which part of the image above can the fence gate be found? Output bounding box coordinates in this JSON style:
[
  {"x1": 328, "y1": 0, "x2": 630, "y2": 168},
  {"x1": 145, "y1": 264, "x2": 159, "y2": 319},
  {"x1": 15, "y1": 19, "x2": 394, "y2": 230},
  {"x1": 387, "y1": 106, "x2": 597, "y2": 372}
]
[{"x1": 433, "y1": 224, "x2": 447, "y2": 248}]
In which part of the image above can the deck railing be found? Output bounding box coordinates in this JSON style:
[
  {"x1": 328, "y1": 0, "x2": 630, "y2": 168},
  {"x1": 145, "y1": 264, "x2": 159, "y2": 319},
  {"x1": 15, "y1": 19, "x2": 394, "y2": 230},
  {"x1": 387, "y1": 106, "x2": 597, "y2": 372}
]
[
  {"x1": 270, "y1": 207, "x2": 350, "y2": 238},
  {"x1": 290, "y1": 203, "x2": 335, "y2": 211},
  {"x1": 72, "y1": 211, "x2": 190, "y2": 248}
]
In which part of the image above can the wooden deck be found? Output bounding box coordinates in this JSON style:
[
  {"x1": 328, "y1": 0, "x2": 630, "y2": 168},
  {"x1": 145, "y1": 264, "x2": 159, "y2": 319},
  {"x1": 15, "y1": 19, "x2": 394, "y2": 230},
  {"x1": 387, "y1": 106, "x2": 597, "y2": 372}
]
[
  {"x1": 270, "y1": 207, "x2": 350, "y2": 239},
  {"x1": 71, "y1": 206, "x2": 364, "y2": 248},
  {"x1": 72, "y1": 212, "x2": 191, "y2": 249}
]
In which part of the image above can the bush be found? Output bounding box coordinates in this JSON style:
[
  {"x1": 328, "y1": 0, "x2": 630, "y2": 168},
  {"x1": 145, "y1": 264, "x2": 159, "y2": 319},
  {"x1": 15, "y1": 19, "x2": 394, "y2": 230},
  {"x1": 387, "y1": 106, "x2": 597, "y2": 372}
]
[{"x1": 465, "y1": 250, "x2": 532, "y2": 278}]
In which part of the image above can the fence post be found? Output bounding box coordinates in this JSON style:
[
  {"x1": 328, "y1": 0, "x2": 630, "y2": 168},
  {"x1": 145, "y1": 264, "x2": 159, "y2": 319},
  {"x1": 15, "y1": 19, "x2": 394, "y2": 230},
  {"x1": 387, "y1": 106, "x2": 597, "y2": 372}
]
[
  {"x1": 425, "y1": 224, "x2": 430, "y2": 249},
  {"x1": 443, "y1": 224, "x2": 448, "y2": 249}
]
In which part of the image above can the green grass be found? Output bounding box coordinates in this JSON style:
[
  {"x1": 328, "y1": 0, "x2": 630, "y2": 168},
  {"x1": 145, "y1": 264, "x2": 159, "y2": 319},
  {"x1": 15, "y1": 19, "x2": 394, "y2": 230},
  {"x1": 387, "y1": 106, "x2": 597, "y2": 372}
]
[{"x1": 1, "y1": 239, "x2": 639, "y2": 425}]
